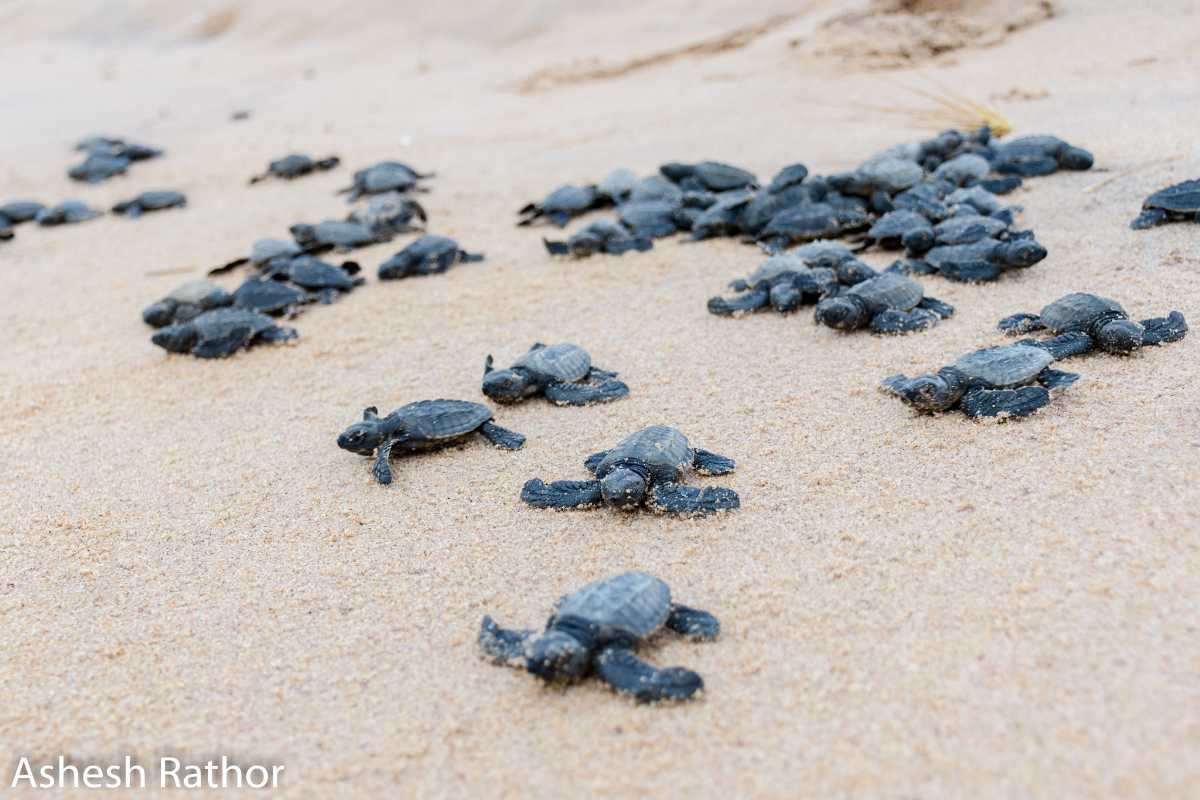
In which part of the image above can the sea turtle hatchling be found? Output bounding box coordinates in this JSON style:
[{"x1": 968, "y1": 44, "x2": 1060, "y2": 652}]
[
  {"x1": 36, "y1": 200, "x2": 102, "y2": 226},
  {"x1": 518, "y1": 185, "x2": 602, "y2": 227},
  {"x1": 249, "y1": 154, "x2": 340, "y2": 184},
  {"x1": 660, "y1": 161, "x2": 757, "y2": 192},
  {"x1": 290, "y1": 220, "x2": 386, "y2": 251},
  {"x1": 339, "y1": 161, "x2": 432, "y2": 201},
  {"x1": 543, "y1": 219, "x2": 653, "y2": 257},
  {"x1": 482, "y1": 343, "x2": 629, "y2": 405},
  {"x1": 1130, "y1": 179, "x2": 1200, "y2": 229},
  {"x1": 112, "y1": 190, "x2": 187, "y2": 218},
  {"x1": 997, "y1": 292, "x2": 1188, "y2": 355},
  {"x1": 707, "y1": 254, "x2": 838, "y2": 316},
  {"x1": 347, "y1": 192, "x2": 427, "y2": 237},
  {"x1": 151, "y1": 307, "x2": 298, "y2": 359},
  {"x1": 521, "y1": 425, "x2": 739, "y2": 516},
  {"x1": 815, "y1": 272, "x2": 953, "y2": 334},
  {"x1": 336, "y1": 400, "x2": 525, "y2": 485},
  {"x1": 905, "y1": 236, "x2": 1047, "y2": 282},
  {"x1": 479, "y1": 571, "x2": 720, "y2": 703},
  {"x1": 880, "y1": 342, "x2": 1080, "y2": 419},
  {"x1": 0, "y1": 201, "x2": 46, "y2": 224},
  {"x1": 377, "y1": 235, "x2": 483, "y2": 279},
  {"x1": 142, "y1": 279, "x2": 233, "y2": 327}
]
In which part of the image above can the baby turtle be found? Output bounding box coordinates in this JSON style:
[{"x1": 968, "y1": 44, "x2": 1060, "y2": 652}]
[
  {"x1": 767, "y1": 163, "x2": 809, "y2": 194},
  {"x1": 998, "y1": 292, "x2": 1188, "y2": 355},
  {"x1": 266, "y1": 255, "x2": 363, "y2": 301},
  {"x1": 660, "y1": 161, "x2": 756, "y2": 192},
  {"x1": 0, "y1": 200, "x2": 46, "y2": 224},
  {"x1": 815, "y1": 272, "x2": 953, "y2": 334},
  {"x1": 347, "y1": 193, "x2": 426, "y2": 237},
  {"x1": 68, "y1": 153, "x2": 130, "y2": 183},
  {"x1": 708, "y1": 255, "x2": 838, "y2": 316},
  {"x1": 908, "y1": 236, "x2": 1046, "y2": 282},
  {"x1": 482, "y1": 343, "x2": 629, "y2": 406},
  {"x1": 377, "y1": 235, "x2": 482, "y2": 279},
  {"x1": 36, "y1": 200, "x2": 101, "y2": 226},
  {"x1": 232, "y1": 276, "x2": 309, "y2": 316},
  {"x1": 290, "y1": 220, "x2": 386, "y2": 251},
  {"x1": 142, "y1": 279, "x2": 233, "y2": 327},
  {"x1": 249, "y1": 154, "x2": 340, "y2": 184},
  {"x1": 991, "y1": 135, "x2": 1093, "y2": 176},
  {"x1": 336, "y1": 400, "x2": 525, "y2": 485},
  {"x1": 479, "y1": 571, "x2": 719, "y2": 703},
  {"x1": 210, "y1": 238, "x2": 304, "y2": 276},
  {"x1": 867, "y1": 210, "x2": 934, "y2": 252},
  {"x1": 757, "y1": 202, "x2": 870, "y2": 252},
  {"x1": 151, "y1": 307, "x2": 298, "y2": 359},
  {"x1": 881, "y1": 342, "x2": 1080, "y2": 419},
  {"x1": 75, "y1": 136, "x2": 162, "y2": 161},
  {"x1": 544, "y1": 219, "x2": 653, "y2": 257},
  {"x1": 521, "y1": 425, "x2": 739, "y2": 516},
  {"x1": 112, "y1": 190, "x2": 187, "y2": 218},
  {"x1": 518, "y1": 185, "x2": 601, "y2": 227},
  {"x1": 339, "y1": 161, "x2": 431, "y2": 201},
  {"x1": 1130, "y1": 179, "x2": 1200, "y2": 229}
]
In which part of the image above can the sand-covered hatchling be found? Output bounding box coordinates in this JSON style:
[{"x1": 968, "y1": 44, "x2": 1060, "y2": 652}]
[
  {"x1": 337, "y1": 400, "x2": 525, "y2": 485},
  {"x1": 112, "y1": 190, "x2": 187, "y2": 218},
  {"x1": 521, "y1": 425, "x2": 738, "y2": 516},
  {"x1": 377, "y1": 235, "x2": 482, "y2": 279},
  {"x1": 479, "y1": 571, "x2": 719, "y2": 703},
  {"x1": 998, "y1": 292, "x2": 1188, "y2": 355},
  {"x1": 249, "y1": 154, "x2": 340, "y2": 184},
  {"x1": 814, "y1": 272, "x2": 953, "y2": 334},
  {"x1": 543, "y1": 219, "x2": 652, "y2": 257},
  {"x1": 151, "y1": 307, "x2": 298, "y2": 359},
  {"x1": 880, "y1": 342, "x2": 1080, "y2": 419},
  {"x1": 290, "y1": 219, "x2": 386, "y2": 251},
  {"x1": 1130, "y1": 179, "x2": 1200, "y2": 230},
  {"x1": 518, "y1": 184, "x2": 602, "y2": 227},
  {"x1": 36, "y1": 200, "x2": 102, "y2": 226},
  {"x1": 482, "y1": 343, "x2": 629, "y2": 405},
  {"x1": 339, "y1": 161, "x2": 431, "y2": 201}
]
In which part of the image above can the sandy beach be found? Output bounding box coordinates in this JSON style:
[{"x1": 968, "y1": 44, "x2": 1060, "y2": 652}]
[{"x1": 3, "y1": 0, "x2": 1199, "y2": 797}]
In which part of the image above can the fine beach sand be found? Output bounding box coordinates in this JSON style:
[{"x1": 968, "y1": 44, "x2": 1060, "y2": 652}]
[{"x1": 3, "y1": 1, "x2": 1199, "y2": 797}]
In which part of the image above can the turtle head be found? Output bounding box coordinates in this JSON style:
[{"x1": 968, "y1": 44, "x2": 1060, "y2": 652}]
[
  {"x1": 600, "y1": 467, "x2": 648, "y2": 509},
  {"x1": 814, "y1": 295, "x2": 869, "y2": 330},
  {"x1": 150, "y1": 322, "x2": 198, "y2": 354},
  {"x1": 999, "y1": 238, "x2": 1047, "y2": 268},
  {"x1": 337, "y1": 407, "x2": 391, "y2": 455},
  {"x1": 481, "y1": 357, "x2": 529, "y2": 403},
  {"x1": 885, "y1": 367, "x2": 968, "y2": 412},
  {"x1": 1095, "y1": 318, "x2": 1144, "y2": 355},
  {"x1": 525, "y1": 630, "x2": 589, "y2": 681}
]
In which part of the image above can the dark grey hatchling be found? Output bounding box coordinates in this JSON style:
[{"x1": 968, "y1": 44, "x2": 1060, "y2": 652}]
[
  {"x1": 997, "y1": 292, "x2": 1188, "y2": 356},
  {"x1": 151, "y1": 308, "x2": 298, "y2": 359},
  {"x1": 543, "y1": 219, "x2": 652, "y2": 257},
  {"x1": 112, "y1": 190, "x2": 187, "y2": 218},
  {"x1": 880, "y1": 342, "x2": 1081, "y2": 419},
  {"x1": 479, "y1": 571, "x2": 719, "y2": 702},
  {"x1": 521, "y1": 425, "x2": 739, "y2": 516},
  {"x1": 337, "y1": 400, "x2": 525, "y2": 485},
  {"x1": 142, "y1": 279, "x2": 233, "y2": 327},
  {"x1": 249, "y1": 154, "x2": 340, "y2": 184},
  {"x1": 339, "y1": 161, "x2": 432, "y2": 201},
  {"x1": 814, "y1": 272, "x2": 953, "y2": 334},
  {"x1": 1130, "y1": 179, "x2": 1200, "y2": 229},
  {"x1": 377, "y1": 235, "x2": 482, "y2": 279},
  {"x1": 482, "y1": 343, "x2": 629, "y2": 405}
]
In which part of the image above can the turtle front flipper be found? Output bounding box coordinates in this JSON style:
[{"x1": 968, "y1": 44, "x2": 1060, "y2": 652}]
[
  {"x1": 520, "y1": 479, "x2": 603, "y2": 510},
  {"x1": 666, "y1": 604, "x2": 720, "y2": 641},
  {"x1": 869, "y1": 308, "x2": 939, "y2": 335},
  {"x1": 371, "y1": 439, "x2": 396, "y2": 485},
  {"x1": 707, "y1": 287, "x2": 769, "y2": 316},
  {"x1": 998, "y1": 312, "x2": 1043, "y2": 334},
  {"x1": 692, "y1": 449, "x2": 735, "y2": 476},
  {"x1": 961, "y1": 386, "x2": 1050, "y2": 419},
  {"x1": 1022, "y1": 331, "x2": 1093, "y2": 360},
  {"x1": 1038, "y1": 368, "x2": 1081, "y2": 391},
  {"x1": 917, "y1": 296, "x2": 955, "y2": 318},
  {"x1": 478, "y1": 616, "x2": 533, "y2": 668},
  {"x1": 583, "y1": 451, "x2": 609, "y2": 474},
  {"x1": 479, "y1": 421, "x2": 525, "y2": 450},
  {"x1": 594, "y1": 645, "x2": 703, "y2": 703},
  {"x1": 1140, "y1": 311, "x2": 1188, "y2": 345},
  {"x1": 648, "y1": 482, "x2": 739, "y2": 517},
  {"x1": 543, "y1": 377, "x2": 629, "y2": 406}
]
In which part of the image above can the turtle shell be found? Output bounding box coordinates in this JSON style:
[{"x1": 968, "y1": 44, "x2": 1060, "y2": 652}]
[
  {"x1": 233, "y1": 277, "x2": 305, "y2": 314},
  {"x1": 0, "y1": 201, "x2": 46, "y2": 223},
  {"x1": 357, "y1": 162, "x2": 420, "y2": 194},
  {"x1": 1038, "y1": 293, "x2": 1127, "y2": 334},
  {"x1": 748, "y1": 254, "x2": 806, "y2": 284},
  {"x1": 761, "y1": 203, "x2": 841, "y2": 240},
  {"x1": 846, "y1": 272, "x2": 923, "y2": 313},
  {"x1": 168, "y1": 279, "x2": 228, "y2": 307},
  {"x1": 393, "y1": 399, "x2": 492, "y2": 442},
  {"x1": 596, "y1": 426, "x2": 693, "y2": 484},
  {"x1": 540, "y1": 185, "x2": 597, "y2": 213},
  {"x1": 1143, "y1": 180, "x2": 1200, "y2": 213},
  {"x1": 191, "y1": 307, "x2": 280, "y2": 339},
  {"x1": 859, "y1": 157, "x2": 923, "y2": 193},
  {"x1": 953, "y1": 345, "x2": 1053, "y2": 388},
  {"x1": 269, "y1": 154, "x2": 314, "y2": 177},
  {"x1": 283, "y1": 256, "x2": 356, "y2": 290},
  {"x1": 553, "y1": 571, "x2": 671, "y2": 641},
  {"x1": 251, "y1": 239, "x2": 301, "y2": 265},
  {"x1": 789, "y1": 240, "x2": 856, "y2": 267},
  {"x1": 513, "y1": 343, "x2": 591, "y2": 383},
  {"x1": 934, "y1": 214, "x2": 1007, "y2": 245},
  {"x1": 308, "y1": 221, "x2": 377, "y2": 247},
  {"x1": 869, "y1": 210, "x2": 930, "y2": 241}
]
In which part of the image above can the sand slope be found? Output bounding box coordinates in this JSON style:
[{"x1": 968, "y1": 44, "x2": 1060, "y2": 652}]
[{"x1": 3, "y1": 1, "x2": 1199, "y2": 797}]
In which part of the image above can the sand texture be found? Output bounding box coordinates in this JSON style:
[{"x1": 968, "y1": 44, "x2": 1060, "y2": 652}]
[{"x1": 3, "y1": 0, "x2": 1199, "y2": 797}]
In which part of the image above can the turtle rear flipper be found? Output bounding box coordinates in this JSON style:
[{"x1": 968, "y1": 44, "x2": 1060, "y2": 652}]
[
  {"x1": 961, "y1": 386, "x2": 1050, "y2": 419},
  {"x1": 478, "y1": 616, "x2": 533, "y2": 667},
  {"x1": 1038, "y1": 368, "x2": 1080, "y2": 391},
  {"x1": 648, "y1": 482, "x2": 739, "y2": 517},
  {"x1": 666, "y1": 604, "x2": 720, "y2": 641},
  {"x1": 479, "y1": 421, "x2": 525, "y2": 450},
  {"x1": 707, "y1": 287, "x2": 769, "y2": 316},
  {"x1": 544, "y1": 377, "x2": 629, "y2": 406},
  {"x1": 521, "y1": 479, "x2": 603, "y2": 510},
  {"x1": 998, "y1": 312, "x2": 1043, "y2": 334},
  {"x1": 692, "y1": 449, "x2": 735, "y2": 476},
  {"x1": 594, "y1": 646, "x2": 702, "y2": 703},
  {"x1": 1140, "y1": 311, "x2": 1188, "y2": 345},
  {"x1": 917, "y1": 296, "x2": 954, "y2": 318},
  {"x1": 870, "y1": 308, "x2": 939, "y2": 335}
]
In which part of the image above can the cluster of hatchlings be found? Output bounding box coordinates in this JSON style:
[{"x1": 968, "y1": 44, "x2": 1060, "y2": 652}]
[{"x1": 5, "y1": 125, "x2": 1192, "y2": 704}]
